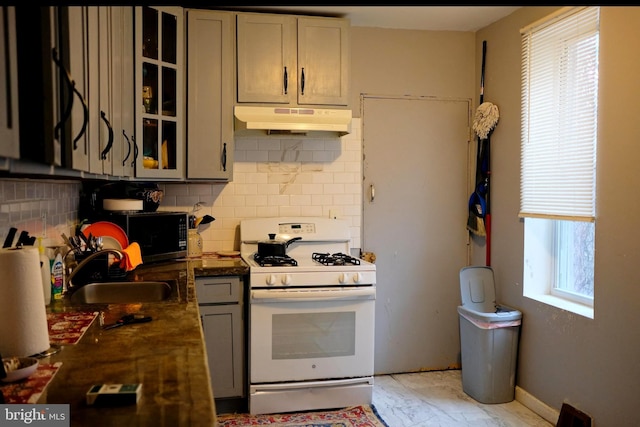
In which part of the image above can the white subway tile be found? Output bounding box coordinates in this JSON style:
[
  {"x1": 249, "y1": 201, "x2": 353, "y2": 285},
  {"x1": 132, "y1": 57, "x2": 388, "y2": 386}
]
[
  {"x1": 235, "y1": 184, "x2": 259, "y2": 195},
  {"x1": 256, "y1": 206, "x2": 279, "y2": 217},
  {"x1": 246, "y1": 150, "x2": 270, "y2": 162},
  {"x1": 290, "y1": 194, "x2": 312, "y2": 206},
  {"x1": 267, "y1": 194, "x2": 290, "y2": 206},
  {"x1": 312, "y1": 194, "x2": 333, "y2": 205},
  {"x1": 245, "y1": 195, "x2": 268, "y2": 207},
  {"x1": 235, "y1": 206, "x2": 257, "y2": 218},
  {"x1": 279, "y1": 205, "x2": 301, "y2": 217},
  {"x1": 256, "y1": 183, "x2": 279, "y2": 195},
  {"x1": 301, "y1": 183, "x2": 324, "y2": 195},
  {"x1": 323, "y1": 183, "x2": 345, "y2": 194},
  {"x1": 300, "y1": 205, "x2": 323, "y2": 217}
]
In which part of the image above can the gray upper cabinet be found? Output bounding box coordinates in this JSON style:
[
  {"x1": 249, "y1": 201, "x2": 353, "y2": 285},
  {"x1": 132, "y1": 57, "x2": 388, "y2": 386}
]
[
  {"x1": 79, "y1": 6, "x2": 135, "y2": 178},
  {"x1": 135, "y1": 6, "x2": 185, "y2": 180},
  {"x1": 296, "y1": 17, "x2": 350, "y2": 106},
  {"x1": 236, "y1": 13, "x2": 350, "y2": 107},
  {"x1": 65, "y1": 7, "x2": 92, "y2": 173},
  {"x1": 8, "y1": 6, "x2": 134, "y2": 178},
  {"x1": 237, "y1": 13, "x2": 294, "y2": 105},
  {"x1": 101, "y1": 6, "x2": 135, "y2": 178},
  {"x1": 186, "y1": 9, "x2": 234, "y2": 181}
]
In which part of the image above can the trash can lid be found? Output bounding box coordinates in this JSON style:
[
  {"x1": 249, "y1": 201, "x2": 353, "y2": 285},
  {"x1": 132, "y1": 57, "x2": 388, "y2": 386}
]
[
  {"x1": 458, "y1": 305, "x2": 522, "y2": 325},
  {"x1": 459, "y1": 266, "x2": 497, "y2": 312}
]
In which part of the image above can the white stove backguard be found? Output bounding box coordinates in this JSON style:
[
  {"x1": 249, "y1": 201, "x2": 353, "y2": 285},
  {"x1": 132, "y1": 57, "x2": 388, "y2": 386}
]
[{"x1": 240, "y1": 217, "x2": 353, "y2": 259}]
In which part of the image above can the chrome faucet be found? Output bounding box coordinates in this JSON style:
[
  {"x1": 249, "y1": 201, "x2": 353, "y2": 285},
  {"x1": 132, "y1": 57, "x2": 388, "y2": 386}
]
[{"x1": 65, "y1": 249, "x2": 125, "y2": 294}]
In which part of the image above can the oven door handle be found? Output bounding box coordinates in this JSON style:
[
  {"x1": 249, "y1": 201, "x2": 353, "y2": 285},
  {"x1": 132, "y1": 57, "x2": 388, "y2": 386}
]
[{"x1": 251, "y1": 288, "x2": 376, "y2": 303}]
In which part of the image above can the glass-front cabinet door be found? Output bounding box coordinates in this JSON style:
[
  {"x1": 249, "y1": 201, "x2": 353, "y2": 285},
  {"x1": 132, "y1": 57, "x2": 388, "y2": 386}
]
[{"x1": 135, "y1": 6, "x2": 183, "y2": 179}]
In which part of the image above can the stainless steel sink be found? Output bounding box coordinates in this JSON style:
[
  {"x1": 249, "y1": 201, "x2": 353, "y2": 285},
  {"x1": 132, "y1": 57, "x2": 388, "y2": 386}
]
[{"x1": 69, "y1": 281, "x2": 173, "y2": 304}]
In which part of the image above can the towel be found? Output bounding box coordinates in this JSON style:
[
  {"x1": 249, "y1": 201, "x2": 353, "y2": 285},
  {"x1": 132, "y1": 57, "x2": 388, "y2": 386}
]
[{"x1": 120, "y1": 242, "x2": 143, "y2": 271}]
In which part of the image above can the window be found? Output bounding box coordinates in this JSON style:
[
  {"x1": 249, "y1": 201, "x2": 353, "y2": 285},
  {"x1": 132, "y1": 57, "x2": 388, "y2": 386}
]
[{"x1": 520, "y1": 7, "x2": 599, "y2": 318}]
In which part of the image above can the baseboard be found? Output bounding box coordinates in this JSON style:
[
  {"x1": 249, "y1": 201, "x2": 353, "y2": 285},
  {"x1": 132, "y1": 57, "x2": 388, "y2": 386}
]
[{"x1": 515, "y1": 386, "x2": 560, "y2": 425}]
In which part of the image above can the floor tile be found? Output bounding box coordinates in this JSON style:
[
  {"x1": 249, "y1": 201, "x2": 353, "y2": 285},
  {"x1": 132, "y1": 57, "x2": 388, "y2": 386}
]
[{"x1": 372, "y1": 370, "x2": 553, "y2": 427}]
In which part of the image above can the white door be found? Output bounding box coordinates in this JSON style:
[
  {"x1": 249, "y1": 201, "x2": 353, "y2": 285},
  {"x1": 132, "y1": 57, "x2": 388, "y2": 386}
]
[{"x1": 362, "y1": 95, "x2": 470, "y2": 375}]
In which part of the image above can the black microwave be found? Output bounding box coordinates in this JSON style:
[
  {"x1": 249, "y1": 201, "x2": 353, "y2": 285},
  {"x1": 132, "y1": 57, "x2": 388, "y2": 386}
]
[{"x1": 90, "y1": 211, "x2": 188, "y2": 263}]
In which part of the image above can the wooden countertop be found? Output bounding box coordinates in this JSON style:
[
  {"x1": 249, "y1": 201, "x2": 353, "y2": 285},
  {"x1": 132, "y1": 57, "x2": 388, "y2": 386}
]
[{"x1": 36, "y1": 255, "x2": 249, "y2": 427}]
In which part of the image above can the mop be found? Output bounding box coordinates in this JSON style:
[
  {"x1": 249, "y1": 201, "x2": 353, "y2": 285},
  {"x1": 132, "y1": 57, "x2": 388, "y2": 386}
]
[
  {"x1": 469, "y1": 100, "x2": 499, "y2": 253},
  {"x1": 467, "y1": 41, "x2": 500, "y2": 249}
]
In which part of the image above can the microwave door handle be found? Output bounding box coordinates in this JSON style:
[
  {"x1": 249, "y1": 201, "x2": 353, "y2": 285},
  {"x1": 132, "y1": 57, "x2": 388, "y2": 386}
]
[{"x1": 251, "y1": 288, "x2": 375, "y2": 303}]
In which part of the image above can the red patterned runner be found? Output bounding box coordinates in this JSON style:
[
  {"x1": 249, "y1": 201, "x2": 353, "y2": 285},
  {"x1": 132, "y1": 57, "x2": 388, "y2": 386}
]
[
  {"x1": 217, "y1": 405, "x2": 390, "y2": 427},
  {"x1": 47, "y1": 311, "x2": 99, "y2": 345},
  {"x1": 0, "y1": 362, "x2": 63, "y2": 404}
]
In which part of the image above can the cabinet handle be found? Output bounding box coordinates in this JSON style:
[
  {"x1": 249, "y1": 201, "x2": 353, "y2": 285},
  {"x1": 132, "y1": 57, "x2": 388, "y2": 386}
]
[
  {"x1": 122, "y1": 130, "x2": 131, "y2": 166},
  {"x1": 301, "y1": 67, "x2": 305, "y2": 95},
  {"x1": 51, "y1": 48, "x2": 75, "y2": 142},
  {"x1": 3, "y1": 8, "x2": 13, "y2": 129},
  {"x1": 71, "y1": 84, "x2": 88, "y2": 150},
  {"x1": 370, "y1": 184, "x2": 375, "y2": 203},
  {"x1": 222, "y1": 142, "x2": 227, "y2": 172},
  {"x1": 131, "y1": 135, "x2": 138, "y2": 167},
  {"x1": 283, "y1": 66, "x2": 288, "y2": 95},
  {"x1": 99, "y1": 110, "x2": 114, "y2": 160}
]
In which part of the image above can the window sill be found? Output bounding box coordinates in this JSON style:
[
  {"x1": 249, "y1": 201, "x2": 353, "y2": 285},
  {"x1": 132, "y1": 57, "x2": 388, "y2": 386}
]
[{"x1": 525, "y1": 293, "x2": 594, "y2": 319}]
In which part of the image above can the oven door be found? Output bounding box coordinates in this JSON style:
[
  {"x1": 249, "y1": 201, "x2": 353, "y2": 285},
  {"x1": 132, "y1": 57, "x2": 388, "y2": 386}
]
[{"x1": 250, "y1": 287, "x2": 375, "y2": 384}]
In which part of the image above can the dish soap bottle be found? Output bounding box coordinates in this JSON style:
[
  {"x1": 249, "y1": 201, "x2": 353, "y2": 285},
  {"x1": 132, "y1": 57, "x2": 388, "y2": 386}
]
[
  {"x1": 51, "y1": 247, "x2": 64, "y2": 301},
  {"x1": 38, "y1": 238, "x2": 51, "y2": 305}
]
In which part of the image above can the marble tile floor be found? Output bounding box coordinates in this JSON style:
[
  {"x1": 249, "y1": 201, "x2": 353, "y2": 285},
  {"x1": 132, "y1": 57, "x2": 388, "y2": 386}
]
[{"x1": 372, "y1": 370, "x2": 554, "y2": 427}]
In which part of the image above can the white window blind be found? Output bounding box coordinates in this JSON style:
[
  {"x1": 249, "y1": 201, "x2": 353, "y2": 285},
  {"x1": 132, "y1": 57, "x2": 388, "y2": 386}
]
[{"x1": 520, "y1": 7, "x2": 599, "y2": 221}]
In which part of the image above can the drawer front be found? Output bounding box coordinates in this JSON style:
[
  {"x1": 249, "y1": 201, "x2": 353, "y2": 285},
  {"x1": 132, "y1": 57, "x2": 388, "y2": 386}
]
[{"x1": 196, "y1": 276, "x2": 241, "y2": 304}]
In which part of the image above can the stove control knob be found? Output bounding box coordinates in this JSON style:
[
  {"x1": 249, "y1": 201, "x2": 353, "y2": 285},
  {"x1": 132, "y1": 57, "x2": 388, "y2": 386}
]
[
  {"x1": 352, "y1": 272, "x2": 363, "y2": 283},
  {"x1": 339, "y1": 273, "x2": 349, "y2": 284},
  {"x1": 281, "y1": 274, "x2": 292, "y2": 286},
  {"x1": 266, "y1": 274, "x2": 278, "y2": 286}
]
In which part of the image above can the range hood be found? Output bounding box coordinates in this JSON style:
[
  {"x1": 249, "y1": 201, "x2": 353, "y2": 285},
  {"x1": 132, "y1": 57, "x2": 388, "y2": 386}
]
[{"x1": 234, "y1": 106, "x2": 352, "y2": 137}]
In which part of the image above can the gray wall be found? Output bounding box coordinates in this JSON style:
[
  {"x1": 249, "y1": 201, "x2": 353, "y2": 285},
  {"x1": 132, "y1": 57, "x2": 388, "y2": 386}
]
[
  {"x1": 477, "y1": 6, "x2": 640, "y2": 425},
  {"x1": 350, "y1": 27, "x2": 475, "y2": 113}
]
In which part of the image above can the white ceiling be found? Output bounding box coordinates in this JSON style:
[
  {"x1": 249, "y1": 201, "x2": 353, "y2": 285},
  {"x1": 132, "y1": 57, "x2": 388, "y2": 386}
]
[{"x1": 219, "y1": 6, "x2": 521, "y2": 32}]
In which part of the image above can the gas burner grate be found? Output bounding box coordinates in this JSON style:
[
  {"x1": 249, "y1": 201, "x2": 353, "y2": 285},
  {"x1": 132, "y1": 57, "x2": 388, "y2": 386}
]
[
  {"x1": 254, "y1": 253, "x2": 298, "y2": 267},
  {"x1": 312, "y1": 252, "x2": 361, "y2": 266}
]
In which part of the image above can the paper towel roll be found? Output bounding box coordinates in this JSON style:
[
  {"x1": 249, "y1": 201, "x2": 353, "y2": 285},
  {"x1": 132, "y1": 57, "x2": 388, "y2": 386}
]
[{"x1": 0, "y1": 247, "x2": 50, "y2": 357}]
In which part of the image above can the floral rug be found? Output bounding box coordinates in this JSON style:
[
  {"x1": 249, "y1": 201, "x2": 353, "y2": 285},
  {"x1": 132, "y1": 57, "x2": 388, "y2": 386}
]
[{"x1": 217, "y1": 405, "x2": 389, "y2": 427}]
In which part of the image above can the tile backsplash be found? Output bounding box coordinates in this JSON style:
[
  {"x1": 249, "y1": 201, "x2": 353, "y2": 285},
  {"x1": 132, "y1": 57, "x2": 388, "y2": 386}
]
[
  {"x1": 0, "y1": 118, "x2": 363, "y2": 253},
  {"x1": 160, "y1": 118, "x2": 363, "y2": 253},
  {"x1": 0, "y1": 179, "x2": 81, "y2": 247}
]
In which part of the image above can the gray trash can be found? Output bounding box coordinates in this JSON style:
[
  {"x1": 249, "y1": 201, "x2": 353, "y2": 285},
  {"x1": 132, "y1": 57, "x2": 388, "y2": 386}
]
[{"x1": 458, "y1": 266, "x2": 522, "y2": 404}]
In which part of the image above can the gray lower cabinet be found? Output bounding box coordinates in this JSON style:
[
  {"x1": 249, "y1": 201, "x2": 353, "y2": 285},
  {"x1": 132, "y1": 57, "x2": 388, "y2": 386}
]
[{"x1": 195, "y1": 276, "x2": 245, "y2": 403}]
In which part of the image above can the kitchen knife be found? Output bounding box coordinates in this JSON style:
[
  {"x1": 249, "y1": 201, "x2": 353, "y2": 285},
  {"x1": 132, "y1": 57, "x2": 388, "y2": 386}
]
[
  {"x1": 103, "y1": 314, "x2": 152, "y2": 330},
  {"x1": 15, "y1": 231, "x2": 29, "y2": 247},
  {"x1": 2, "y1": 227, "x2": 17, "y2": 248}
]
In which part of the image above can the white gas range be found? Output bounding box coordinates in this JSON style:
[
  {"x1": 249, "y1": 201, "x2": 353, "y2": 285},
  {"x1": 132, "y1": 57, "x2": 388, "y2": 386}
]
[{"x1": 240, "y1": 217, "x2": 377, "y2": 415}]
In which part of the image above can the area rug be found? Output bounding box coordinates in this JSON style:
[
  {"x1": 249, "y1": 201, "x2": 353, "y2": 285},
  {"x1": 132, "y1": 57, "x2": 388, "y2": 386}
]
[{"x1": 217, "y1": 405, "x2": 390, "y2": 427}]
